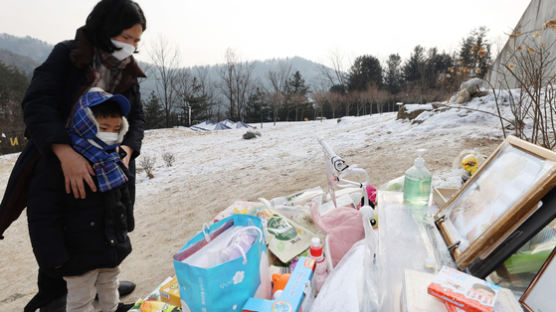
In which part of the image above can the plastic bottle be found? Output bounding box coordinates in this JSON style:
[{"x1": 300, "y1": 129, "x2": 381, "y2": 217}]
[
  {"x1": 403, "y1": 149, "x2": 432, "y2": 206},
  {"x1": 309, "y1": 237, "x2": 329, "y2": 293}
]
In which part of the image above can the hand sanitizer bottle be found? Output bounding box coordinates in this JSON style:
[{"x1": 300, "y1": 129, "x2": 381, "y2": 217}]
[{"x1": 403, "y1": 149, "x2": 432, "y2": 206}]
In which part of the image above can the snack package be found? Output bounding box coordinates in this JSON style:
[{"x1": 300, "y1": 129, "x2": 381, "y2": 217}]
[
  {"x1": 427, "y1": 267, "x2": 499, "y2": 312},
  {"x1": 444, "y1": 287, "x2": 522, "y2": 312},
  {"x1": 128, "y1": 277, "x2": 182, "y2": 312},
  {"x1": 258, "y1": 208, "x2": 315, "y2": 264},
  {"x1": 159, "y1": 277, "x2": 181, "y2": 308}
]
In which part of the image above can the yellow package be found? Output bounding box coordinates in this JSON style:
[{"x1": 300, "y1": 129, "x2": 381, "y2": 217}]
[{"x1": 159, "y1": 276, "x2": 181, "y2": 308}]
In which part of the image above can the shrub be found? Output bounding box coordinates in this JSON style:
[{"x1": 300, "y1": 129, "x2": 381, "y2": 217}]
[
  {"x1": 162, "y1": 152, "x2": 176, "y2": 167},
  {"x1": 139, "y1": 155, "x2": 156, "y2": 179}
]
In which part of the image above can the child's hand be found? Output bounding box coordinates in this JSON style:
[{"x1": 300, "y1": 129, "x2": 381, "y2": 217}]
[{"x1": 52, "y1": 144, "x2": 97, "y2": 199}]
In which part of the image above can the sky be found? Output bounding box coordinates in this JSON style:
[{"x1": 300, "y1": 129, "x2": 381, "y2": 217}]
[{"x1": 0, "y1": 0, "x2": 531, "y2": 68}]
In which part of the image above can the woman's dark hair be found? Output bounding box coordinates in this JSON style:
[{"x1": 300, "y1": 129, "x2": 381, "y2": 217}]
[
  {"x1": 91, "y1": 100, "x2": 123, "y2": 119},
  {"x1": 85, "y1": 0, "x2": 146, "y2": 52}
]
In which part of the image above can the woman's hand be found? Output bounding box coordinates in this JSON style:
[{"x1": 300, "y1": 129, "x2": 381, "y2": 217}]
[
  {"x1": 52, "y1": 144, "x2": 97, "y2": 199},
  {"x1": 120, "y1": 145, "x2": 133, "y2": 168}
]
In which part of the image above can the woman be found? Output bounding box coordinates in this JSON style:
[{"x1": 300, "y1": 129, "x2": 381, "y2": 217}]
[{"x1": 0, "y1": 1, "x2": 146, "y2": 311}]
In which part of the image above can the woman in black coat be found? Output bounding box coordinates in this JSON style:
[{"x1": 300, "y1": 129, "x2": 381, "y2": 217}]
[{"x1": 0, "y1": 1, "x2": 147, "y2": 311}]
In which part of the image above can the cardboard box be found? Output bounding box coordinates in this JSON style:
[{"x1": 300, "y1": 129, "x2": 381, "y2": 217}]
[
  {"x1": 159, "y1": 276, "x2": 181, "y2": 308},
  {"x1": 432, "y1": 187, "x2": 459, "y2": 208},
  {"x1": 402, "y1": 270, "x2": 449, "y2": 312}
]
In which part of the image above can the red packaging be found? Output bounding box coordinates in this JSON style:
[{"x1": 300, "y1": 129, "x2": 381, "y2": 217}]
[{"x1": 427, "y1": 267, "x2": 499, "y2": 312}]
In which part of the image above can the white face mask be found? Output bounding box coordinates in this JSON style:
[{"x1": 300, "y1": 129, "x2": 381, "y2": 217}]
[
  {"x1": 110, "y1": 39, "x2": 135, "y2": 61},
  {"x1": 96, "y1": 132, "x2": 119, "y2": 146}
]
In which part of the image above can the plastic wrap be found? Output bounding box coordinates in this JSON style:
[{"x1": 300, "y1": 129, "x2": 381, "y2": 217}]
[
  {"x1": 377, "y1": 191, "x2": 456, "y2": 312},
  {"x1": 360, "y1": 205, "x2": 380, "y2": 312},
  {"x1": 308, "y1": 203, "x2": 380, "y2": 311},
  {"x1": 309, "y1": 240, "x2": 369, "y2": 312}
]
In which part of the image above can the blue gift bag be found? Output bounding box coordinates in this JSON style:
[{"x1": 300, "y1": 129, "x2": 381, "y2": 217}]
[{"x1": 173, "y1": 214, "x2": 266, "y2": 312}]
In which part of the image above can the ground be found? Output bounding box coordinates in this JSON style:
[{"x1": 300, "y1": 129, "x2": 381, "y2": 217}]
[{"x1": 0, "y1": 105, "x2": 505, "y2": 310}]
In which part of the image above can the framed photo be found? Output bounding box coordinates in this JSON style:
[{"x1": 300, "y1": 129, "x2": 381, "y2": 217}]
[
  {"x1": 435, "y1": 136, "x2": 556, "y2": 270},
  {"x1": 520, "y1": 247, "x2": 556, "y2": 311}
]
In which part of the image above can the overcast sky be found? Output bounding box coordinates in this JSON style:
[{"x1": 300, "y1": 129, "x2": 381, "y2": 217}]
[{"x1": 0, "y1": 0, "x2": 531, "y2": 67}]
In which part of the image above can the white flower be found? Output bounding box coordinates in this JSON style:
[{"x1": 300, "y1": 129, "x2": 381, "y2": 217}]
[{"x1": 233, "y1": 271, "x2": 245, "y2": 284}]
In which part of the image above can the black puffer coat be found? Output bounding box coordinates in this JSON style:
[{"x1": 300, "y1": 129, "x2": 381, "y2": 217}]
[
  {"x1": 0, "y1": 27, "x2": 145, "y2": 241},
  {"x1": 64, "y1": 182, "x2": 133, "y2": 276},
  {"x1": 29, "y1": 151, "x2": 133, "y2": 276}
]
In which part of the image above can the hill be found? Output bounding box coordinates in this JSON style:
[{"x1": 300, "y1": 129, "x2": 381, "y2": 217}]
[
  {"x1": 140, "y1": 56, "x2": 334, "y2": 97},
  {"x1": 0, "y1": 48, "x2": 39, "y2": 76},
  {"x1": 0, "y1": 33, "x2": 52, "y2": 63},
  {"x1": 0, "y1": 33, "x2": 336, "y2": 120}
]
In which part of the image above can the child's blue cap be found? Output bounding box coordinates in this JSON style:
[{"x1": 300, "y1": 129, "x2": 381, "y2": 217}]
[{"x1": 81, "y1": 87, "x2": 130, "y2": 116}]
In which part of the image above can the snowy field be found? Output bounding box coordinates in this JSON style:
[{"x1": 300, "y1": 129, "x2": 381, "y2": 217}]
[{"x1": 0, "y1": 91, "x2": 513, "y2": 309}]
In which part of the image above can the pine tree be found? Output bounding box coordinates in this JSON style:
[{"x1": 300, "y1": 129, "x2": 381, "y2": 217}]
[
  {"x1": 347, "y1": 55, "x2": 383, "y2": 92},
  {"x1": 423, "y1": 48, "x2": 454, "y2": 89},
  {"x1": 403, "y1": 45, "x2": 426, "y2": 83},
  {"x1": 182, "y1": 77, "x2": 214, "y2": 125},
  {"x1": 285, "y1": 71, "x2": 311, "y2": 121},
  {"x1": 473, "y1": 27, "x2": 491, "y2": 79},
  {"x1": 457, "y1": 27, "x2": 491, "y2": 79},
  {"x1": 143, "y1": 91, "x2": 164, "y2": 129},
  {"x1": 384, "y1": 54, "x2": 402, "y2": 94},
  {"x1": 0, "y1": 62, "x2": 27, "y2": 132},
  {"x1": 245, "y1": 87, "x2": 271, "y2": 123}
]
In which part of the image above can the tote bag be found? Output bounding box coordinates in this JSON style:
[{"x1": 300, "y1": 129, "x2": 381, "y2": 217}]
[{"x1": 173, "y1": 214, "x2": 266, "y2": 312}]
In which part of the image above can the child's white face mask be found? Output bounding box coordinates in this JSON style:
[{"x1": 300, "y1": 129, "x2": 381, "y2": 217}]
[
  {"x1": 96, "y1": 132, "x2": 119, "y2": 146},
  {"x1": 110, "y1": 39, "x2": 135, "y2": 61}
]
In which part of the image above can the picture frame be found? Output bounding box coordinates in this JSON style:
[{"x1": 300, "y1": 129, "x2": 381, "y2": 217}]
[
  {"x1": 519, "y1": 246, "x2": 556, "y2": 312},
  {"x1": 435, "y1": 135, "x2": 556, "y2": 270}
]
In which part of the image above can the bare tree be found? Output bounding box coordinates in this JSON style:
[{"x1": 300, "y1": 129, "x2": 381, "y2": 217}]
[
  {"x1": 311, "y1": 90, "x2": 328, "y2": 119},
  {"x1": 233, "y1": 61, "x2": 254, "y2": 121},
  {"x1": 267, "y1": 62, "x2": 292, "y2": 125},
  {"x1": 218, "y1": 48, "x2": 254, "y2": 121},
  {"x1": 173, "y1": 65, "x2": 220, "y2": 125},
  {"x1": 194, "y1": 66, "x2": 218, "y2": 119},
  {"x1": 149, "y1": 36, "x2": 181, "y2": 127},
  {"x1": 219, "y1": 49, "x2": 236, "y2": 120},
  {"x1": 491, "y1": 22, "x2": 556, "y2": 149},
  {"x1": 323, "y1": 50, "x2": 349, "y2": 88},
  {"x1": 326, "y1": 92, "x2": 341, "y2": 119},
  {"x1": 173, "y1": 68, "x2": 194, "y2": 126}
]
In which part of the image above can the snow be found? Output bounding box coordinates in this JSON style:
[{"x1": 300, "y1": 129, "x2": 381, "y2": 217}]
[
  {"x1": 404, "y1": 103, "x2": 433, "y2": 113},
  {"x1": 190, "y1": 119, "x2": 252, "y2": 131},
  {"x1": 0, "y1": 90, "x2": 517, "y2": 191},
  {"x1": 133, "y1": 90, "x2": 518, "y2": 193}
]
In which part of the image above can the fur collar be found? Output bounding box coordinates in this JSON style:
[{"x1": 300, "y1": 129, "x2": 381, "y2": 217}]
[{"x1": 86, "y1": 107, "x2": 130, "y2": 145}]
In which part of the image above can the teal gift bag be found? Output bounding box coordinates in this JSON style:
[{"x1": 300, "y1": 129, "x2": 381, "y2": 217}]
[{"x1": 173, "y1": 214, "x2": 266, "y2": 312}]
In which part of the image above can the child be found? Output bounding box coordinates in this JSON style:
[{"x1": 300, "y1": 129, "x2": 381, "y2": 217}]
[{"x1": 31, "y1": 87, "x2": 134, "y2": 312}]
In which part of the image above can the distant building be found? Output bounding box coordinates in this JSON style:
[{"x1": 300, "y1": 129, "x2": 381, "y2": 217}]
[{"x1": 488, "y1": 0, "x2": 556, "y2": 88}]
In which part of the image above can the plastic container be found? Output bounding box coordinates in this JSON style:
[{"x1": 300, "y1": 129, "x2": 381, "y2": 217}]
[
  {"x1": 309, "y1": 237, "x2": 329, "y2": 293},
  {"x1": 403, "y1": 149, "x2": 432, "y2": 206}
]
